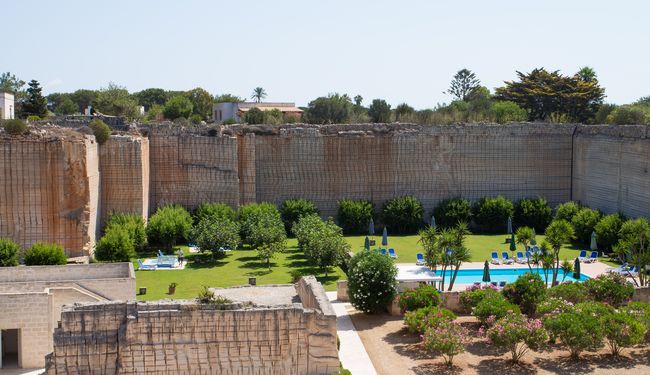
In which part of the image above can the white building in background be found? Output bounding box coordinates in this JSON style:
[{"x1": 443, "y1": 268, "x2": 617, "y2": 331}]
[
  {"x1": 213, "y1": 102, "x2": 303, "y2": 123},
  {"x1": 0, "y1": 92, "x2": 15, "y2": 120}
]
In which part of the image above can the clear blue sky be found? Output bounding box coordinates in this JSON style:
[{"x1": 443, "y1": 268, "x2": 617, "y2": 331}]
[{"x1": 4, "y1": 0, "x2": 649, "y2": 109}]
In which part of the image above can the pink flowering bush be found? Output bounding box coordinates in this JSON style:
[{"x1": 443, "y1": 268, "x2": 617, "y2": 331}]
[
  {"x1": 502, "y1": 272, "x2": 546, "y2": 315},
  {"x1": 537, "y1": 297, "x2": 575, "y2": 316},
  {"x1": 602, "y1": 310, "x2": 646, "y2": 355},
  {"x1": 486, "y1": 313, "x2": 549, "y2": 362},
  {"x1": 620, "y1": 302, "x2": 650, "y2": 342},
  {"x1": 404, "y1": 306, "x2": 455, "y2": 334},
  {"x1": 398, "y1": 285, "x2": 441, "y2": 312},
  {"x1": 423, "y1": 321, "x2": 471, "y2": 366},
  {"x1": 473, "y1": 293, "x2": 521, "y2": 326}
]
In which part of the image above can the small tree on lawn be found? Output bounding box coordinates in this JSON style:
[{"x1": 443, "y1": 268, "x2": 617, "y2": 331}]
[
  {"x1": 348, "y1": 250, "x2": 397, "y2": 313},
  {"x1": 544, "y1": 219, "x2": 575, "y2": 285},
  {"x1": 146, "y1": 205, "x2": 193, "y2": 249},
  {"x1": 256, "y1": 240, "x2": 286, "y2": 269},
  {"x1": 615, "y1": 218, "x2": 650, "y2": 286},
  {"x1": 190, "y1": 217, "x2": 241, "y2": 260},
  {"x1": 95, "y1": 226, "x2": 135, "y2": 262}
]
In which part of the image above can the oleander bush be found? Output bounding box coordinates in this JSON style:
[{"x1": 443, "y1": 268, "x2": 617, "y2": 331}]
[
  {"x1": 459, "y1": 284, "x2": 500, "y2": 314},
  {"x1": 473, "y1": 293, "x2": 521, "y2": 326},
  {"x1": 546, "y1": 282, "x2": 588, "y2": 304},
  {"x1": 398, "y1": 285, "x2": 441, "y2": 312},
  {"x1": 486, "y1": 313, "x2": 549, "y2": 363},
  {"x1": 620, "y1": 302, "x2": 650, "y2": 341},
  {"x1": 403, "y1": 306, "x2": 455, "y2": 334},
  {"x1": 583, "y1": 273, "x2": 634, "y2": 307},
  {"x1": 423, "y1": 321, "x2": 471, "y2": 366},
  {"x1": 347, "y1": 250, "x2": 397, "y2": 313},
  {"x1": 602, "y1": 309, "x2": 646, "y2": 355},
  {"x1": 432, "y1": 197, "x2": 472, "y2": 228},
  {"x1": 502, "y1": 272, "x2": 547, "y2": 315},
  {"x1": 544, "y1": 301, "x2": 610, "y2": 358},
  {"x1": 24, "y1": 243, "x2": 67, "y2": 265}
]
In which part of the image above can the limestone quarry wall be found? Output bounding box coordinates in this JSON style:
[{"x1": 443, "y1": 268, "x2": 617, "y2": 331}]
[
  {"x1": 148, "y1": 129, "x2": 240, "y2": 211},
  {"x1": 98, "y1": 134, "x2": 149, "y2": 226},
  {"x1": 0, "y1": 132, "x2": 98, "y2": 256},
  {"x1": 573, "y1": 125, "x2": 650, "y2": 218},
  {"x1": 46, "y1": 298, "x2": 339, "y2": 374},
  {"x1": 249, "y1": 124, "x2": 574, "y2": 217}
]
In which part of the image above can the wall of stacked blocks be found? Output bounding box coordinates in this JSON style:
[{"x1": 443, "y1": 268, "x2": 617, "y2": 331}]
[{"x1": 1, "y1": 123, "x2": 648, "y2": 256}]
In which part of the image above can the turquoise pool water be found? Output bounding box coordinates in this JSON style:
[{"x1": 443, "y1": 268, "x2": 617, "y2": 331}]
[{"x1": 440, "y1": 268, "x2": 589, "y2": 284}]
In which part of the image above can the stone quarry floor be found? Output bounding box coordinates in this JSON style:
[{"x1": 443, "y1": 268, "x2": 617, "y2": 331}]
[
  {"x1": 350, "y1": 313, "x2": 650, "y2": 375},
  {"x1": 210, "y1": 284, "x2": 300, "y2": 306}
]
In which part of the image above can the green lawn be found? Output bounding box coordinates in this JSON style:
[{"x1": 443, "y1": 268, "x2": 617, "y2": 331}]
[{"x1": 134, "y1": 234, "x2": 613, "y2": 301}]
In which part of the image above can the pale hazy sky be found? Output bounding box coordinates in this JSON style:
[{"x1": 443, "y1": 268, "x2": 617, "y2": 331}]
[{"x1": 4, "y1": 0, "x2": 649, "y2": 108}]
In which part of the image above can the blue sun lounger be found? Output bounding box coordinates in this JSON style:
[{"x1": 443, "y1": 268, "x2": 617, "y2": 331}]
[
  {"x1": 578, "y1": 250, "x2": 588, "y2": 262},
  {"x1": 501, "y1": 252, "x2": 514, "y2": 264},
  {"x1": 416, "y1": 253, "x2": 425, "y2": 265},
  {"x1": 515, "y1": 252, "x2": 526, "y2": 264},
  {"x1": 585, "y1": 251, "x2": 598, "y2": 263},
  {"x1": 380, "y1": 248, "x2": 387, "y2": 255},
  {"x1": 388, "y1": 248, "x2": 397, "y2": 258},
  {"x1": 138, "y1": 259, "x2": 157, "y2": 270},
  {"x1": 491, "y1": 252, "x2": 501, "y2": 265}
]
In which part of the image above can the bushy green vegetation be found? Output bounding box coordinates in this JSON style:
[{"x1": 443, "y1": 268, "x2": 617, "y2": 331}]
[
  {"x1": 514, "y1": 197, "x2": 552, "y2": 232},
  {"x1": 146, "y1": 205, "x2": 193, "y2": 248},
  {"x1": 347, "y1": 250, "x2": 397, "y2": 313},
  {"x1": 571, "y1": 207, "x2": 602, "y2": 245},
  {"x1": 472, "y1": 196, "x2": 513, "y2": 232},
  {"x1": 193, "y1": 202, "x2": 237, "y2": 223},
  {"x1": 0, "y1": 238, "x2": 20, "y2": 266},
  {"x1": 24, "y1": 243, "x2": 67, "y2": 265},
  {"x1": 336, "y1": 199, "x2": 374, "y2": 235},
  {"x1": 403, "y1": 306, "x2": 455, "y2": 334},
  {"x1": 381, "y1": 196, "x2": 423, "y2": 234},
  {"x1": 398, "y1": 285, "x2": 440, "y2": 312},
  {"x1": 594, "y1": 213, "x2": 624, "y2": 252},
  {"x1": 2, "y1": 119, "x2": 27, "y2": 135},
  {"x1": 432, "y1": 197, "x2": 472, "y2": 228},
  {"x1": 554, "y1": 201, "x2": 581, "y2": 223},
  {"x1": 280, "y1": 199, "x2": 319, "y2": 232},
  {"x1": 89, "y1": 119, "x2": 111, "y2": 144},
  {"x1": 502, "y1": 272, "x2": 547, "y2": 315},
  {"x1": 292, "y1": 215, "x2": 349, "y2": 276},
  {"x1": 473, "y1": 292, "x2": 521, "y2": 325},
  {"x1": 95, "y1": 226, "x2": 135, "y2": 262},
  {"x1": 486, "y1": 313, "x2": 548, "y2": 363},
  {"x1": 583, "y1": 273, "x2": 634, "y2": 307}
]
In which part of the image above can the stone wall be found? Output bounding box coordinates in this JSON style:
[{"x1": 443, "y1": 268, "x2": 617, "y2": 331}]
[
  {"x1": 0, "y1": 263, "x2": 136, "y2": 368},
  {"x1": 46, "y1": 279, "x2": 339, "y2": 375},
  {"x1": 148, "y1": 130, "x2": 240, "y2": 212},
  {"x1": 98, "y1": 135, "x2": 149, "y2": 226},
  {"x1": 0, "y1": 131, "x2": 98, "y2": 256},
  {"x1": 573, "y1": 125, "x2": 650, "y2": 218}
]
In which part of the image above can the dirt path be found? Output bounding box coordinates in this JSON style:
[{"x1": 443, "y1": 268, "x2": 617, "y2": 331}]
[{"x1": 350, "y1": 312, "x2": 650, "y2": 375}]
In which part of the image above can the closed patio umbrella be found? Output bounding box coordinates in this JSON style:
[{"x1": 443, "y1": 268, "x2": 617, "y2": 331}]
[
  {"x1": 430, "y1": 215, "x2": 436, "y2": 228},
  {"x1": 507, "y1": 216, "x2": 513, "y2": 234},
  {"x1": 368, "y1": 218, "x2": 375, "y2": 236},
  {"x1": 382, "y1": 227, "x2": 388, "y2": 246},
  {"x1": 590, "y1": 231, "x2": 597, "y2": 251},
  {"x1": 364, "y1": 236, "x2": 370, "y2": 251},
  {"x1": 573, "y1": 257, "x2": 581, "y2": 280},
  {"x1": 482, "y1": 260, "x2": 491, "y2": 283},
  {"x1": 510, "y1": 233, "x2": 516, "y2": 251},
  {"x1": 531, "y1": 228, "x2": 537, "y2": 246}
]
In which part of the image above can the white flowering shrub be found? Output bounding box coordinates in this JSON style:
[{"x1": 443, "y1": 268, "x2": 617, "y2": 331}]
[{"x1": 348, "y1": 250, "x2": 398, "y2": 313}]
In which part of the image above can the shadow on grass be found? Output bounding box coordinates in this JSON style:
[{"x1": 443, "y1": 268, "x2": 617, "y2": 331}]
[{"x1": 185, "y1": 252, "x2": 230, "y2": 269}]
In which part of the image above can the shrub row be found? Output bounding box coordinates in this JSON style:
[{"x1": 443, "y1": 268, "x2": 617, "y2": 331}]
[{"x1": 0, "y1": 237, "x2": 67, "y2": 266}]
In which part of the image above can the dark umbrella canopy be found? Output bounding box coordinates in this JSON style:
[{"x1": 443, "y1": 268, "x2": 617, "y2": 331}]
[
  {"x1": 482, "y1": 260, "x2": 491, "y2": 283},
  {"x1": 364, "y1": 236, "x2": 370, "y2": 250},
  {"x1": 382, "y1": 227, "x2": 388, "y2": 246},
  {"x1": 573, "y1": 257, "x2": 581, "y2": 280},
  {"x1": 369, "y1": 218, "x2": 375, "y2": 236},
  {"x1": 510, "y1": 233, "x2": 517, "y2": 251}
]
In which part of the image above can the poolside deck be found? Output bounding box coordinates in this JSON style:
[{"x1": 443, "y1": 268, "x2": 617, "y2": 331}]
[{"x1": 396, "y1": 261, "x2": 613, "y2": 291}]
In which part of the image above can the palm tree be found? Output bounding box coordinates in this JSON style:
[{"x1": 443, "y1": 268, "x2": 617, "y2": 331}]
[
  {"x1": 447, "y1": 245, "x2": 471, "y2": 291},
  {"x1": 251, "y1": 87, "x2": 267, "y2": 103},
  {"x1": 516, "y1": 226, "x2": 534, "y2": 257},
  {"x1": 544, "y1": 220, "x2": 575, "y2": 285},
  {"x1": 560, "y1": 259, "x2": 574, "y2": 282}
]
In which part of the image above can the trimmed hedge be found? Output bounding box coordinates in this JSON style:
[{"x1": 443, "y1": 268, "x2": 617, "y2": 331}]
[
  {"x1": 24, "y1": 243, "x2": 67, "y2": 265},
  {"x1": 472, "y1": 196, "x2": 514, "y2": 233},
  {"x1": 336, "y1": 199, "x2": 374, "y2": 235},
  {"x1": 514, "y1": 197, "x2": 552, "y2": 232},
  {"x1": 432, "y1": 197, "x2": 471, "y2": 228},
  {"x1": 381, "y1": 195, "x2": 424, "y2": 234}
]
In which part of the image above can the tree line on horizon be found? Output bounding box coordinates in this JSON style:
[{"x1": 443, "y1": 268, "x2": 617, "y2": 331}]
[{"x1": 1, "y1": 68, "x2": 649, "y2": 125}]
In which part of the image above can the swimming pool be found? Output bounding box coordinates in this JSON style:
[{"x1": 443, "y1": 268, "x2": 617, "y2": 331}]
[{"x1": 438, "y1": 268, "x2": 589, "y2": 284}]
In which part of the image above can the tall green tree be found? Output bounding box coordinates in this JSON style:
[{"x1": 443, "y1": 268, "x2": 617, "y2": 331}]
[
  {"x1": 93, "y1": 83, "x2": 139, "y2": 118},
  {"x1": 185, "y1": 87, "x2": 214, "y2": 120},
  {"x1": 494, "y1": 68, "x2": 605, "y2": 123},
  {"x1": 615, "y1": 218, "x2": 650, "y2": 286},
  {"x1": 304, "y1": 93, "x2": 352, "y2": 124},
  {"x1": 251, "y1": 87, "x2": 267, "y2": 103},
  {"x1": 394, "y1": 103, "x2": 415, "y2": 121},
  {"x1": 0, "y1": 72, "x2": 25, "y2": 94},
  {"x1": 544, "y1": 219, "x2": 575, "y2": 285},
  {"x1": 163, "y1": 95, "x2": 193, "y2": 120},
  {"x1": 22, "y1": 80, "x2": 48, "y2": 118},
  {"x1": 447, "y1": 69, "x2": 480, "y2": 101},
  {"x1": 368, "y1": 99, "x2": 392, "y2": 123},
  {"x1": 134, "y1": 88, "x2": 167, "y2": 110},
  {"x1": 214, "y1": 93, "x2": 243, "y2": 103},
  {"x1": 70, "y1": 89, "x2": 98, "y2": 113},
  {"x1": 353, "y1": 95, "x2": 363, "y2": 106}
]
